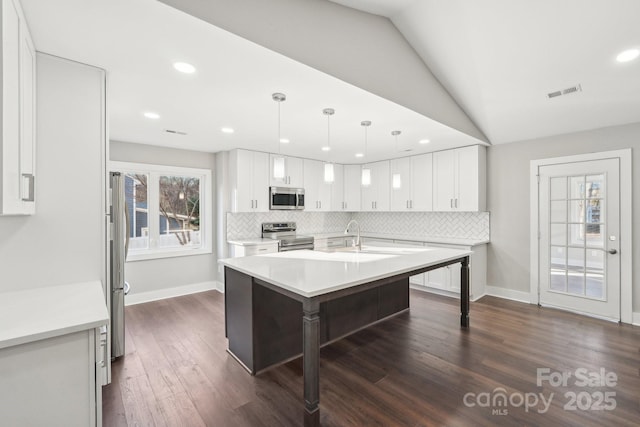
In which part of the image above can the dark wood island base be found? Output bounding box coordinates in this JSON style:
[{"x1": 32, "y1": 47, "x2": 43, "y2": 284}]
[{"x1": 223, "y1": 254, "x2": 470, "y2": 427}]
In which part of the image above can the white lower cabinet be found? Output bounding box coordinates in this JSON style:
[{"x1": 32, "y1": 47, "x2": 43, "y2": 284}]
[
  {"x1": 363, "y1": 237, "x2": 486, "y2": 300},
  {"x1": 229, "y1": 241, "x2": 278, "y2": 257},
  {"x1": 0, "y1": 329, "x2": 104, "y2": 427},
  {"x1": 0, "y1": 282, "x2": 108, "y2": 427}
]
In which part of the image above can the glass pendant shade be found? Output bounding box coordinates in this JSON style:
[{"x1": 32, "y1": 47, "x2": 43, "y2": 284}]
[
  {"x1": 324, "y1": 163, "x2": 335, "y2": 183},
  {"x1": 273, "y1": 156, "x2": 285, "y2": 179},
  {"x1": 361, "y1": 168, "x2": 371, "y2": 186},
  {"x1": 392, "y1": 173, "x2": 402, "y2": 189}
]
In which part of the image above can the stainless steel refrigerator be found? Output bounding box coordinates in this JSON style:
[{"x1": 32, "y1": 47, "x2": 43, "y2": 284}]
[{"x1": 108, "y1": 172, "x2": 130, "y2": 367}]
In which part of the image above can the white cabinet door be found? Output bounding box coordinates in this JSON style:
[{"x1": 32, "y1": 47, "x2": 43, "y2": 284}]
[
  {"x1": 456, "y1": 145, "x2": 480, "y2": 211},
  {"x1": 433, "y1": 146, "x2": 485, "y2": 212},
  {"x1": 19, "y1": 25, "x2": 36, "y2": 213},
  {"x1": 361, "y1": 161, "x2": 390, "y2": 211},
  {"x1": 303, "y1": 159, "x2": 331, "y2": 211},
  {"x1": 270, "y1": 155, "x2": 304, "y2": 188},
  {"x1": 252, "y1": 151, "x2": 269, "y2": 212},
  {"x1": 432, "y1": 149, "x2": 456, "y2": 212},
  {"x1": 1, "y1": 0, "x2": 22, "y2": 214},
  {"x1": 411, "y1": 153, "x2": 432, "y2": 211},
  {"x1": 394, "y1": 240, "x2": 426, "y2": 285},
  {"x1": 343, "y1": 164, "x2": 361, "y2": 211},
  {"x1": 373, "y1": 161, "x2": 390, "y2": 211},
  {"x1": 331, "y1": 164, "x2": 344, "y2": 211},
  {"x1": 303, "y1": 159, "x2": 321, "y2": 211},
  {"x1": 390, "y1": 157, "x2": 411, "y2": 211},
  {"x1": 231, "y1": 150, "x2": 268, "y2": 212},
  {"x1": 234, "y1": 149, "x2": 255, "y2": 212}
]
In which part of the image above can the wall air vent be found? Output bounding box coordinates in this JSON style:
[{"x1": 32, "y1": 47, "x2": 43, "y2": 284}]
[
  {"x1": 164, "y1": 129, "x2": 187, "y2": 135},
  {"x1": 547, "y1": 84, "x2": 582, "y2": 99}
]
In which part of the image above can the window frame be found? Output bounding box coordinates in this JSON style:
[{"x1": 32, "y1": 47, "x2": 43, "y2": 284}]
[{"x1": 110, "y1": 161, "x2": 213, "y2": 262}]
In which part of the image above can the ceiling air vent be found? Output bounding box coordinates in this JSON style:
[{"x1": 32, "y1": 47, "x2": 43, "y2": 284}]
[
  {"x1": 164, "y1": 129, "x2": 187, "y2": 136},
  {"x1": 547, "y1": 84, "x2": 582, "y2": 99}
]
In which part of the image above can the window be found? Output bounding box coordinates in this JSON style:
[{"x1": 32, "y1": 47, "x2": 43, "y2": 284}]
[{"x1": 111, "y1": 161, "x2": 212, "y2": 261}]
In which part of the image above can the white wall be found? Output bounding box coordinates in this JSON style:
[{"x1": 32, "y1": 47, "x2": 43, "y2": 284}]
[
  {"x1": 0, "y1": 54, "x2": 105, "y2": 292},
  {"x1": 109, "y1": 141, "x2": 217, "y2": 302},
  {"x1": 487, "y1": 122, "x2": 640, "y2": 311}
]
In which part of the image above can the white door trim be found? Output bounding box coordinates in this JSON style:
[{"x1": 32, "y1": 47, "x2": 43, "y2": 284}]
[{"x1": 530, "y1": 149, "x2": 632, "y2": 323}]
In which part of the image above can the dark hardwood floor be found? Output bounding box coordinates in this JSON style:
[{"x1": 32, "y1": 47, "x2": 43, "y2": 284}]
[{"x1": 103, "y1": 290, "x2": 640, "y2": 426}]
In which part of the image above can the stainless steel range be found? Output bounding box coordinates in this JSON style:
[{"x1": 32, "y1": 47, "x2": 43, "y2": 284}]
[{"x1": 262, "y1": 222, "x2": 314, "y2": 251}]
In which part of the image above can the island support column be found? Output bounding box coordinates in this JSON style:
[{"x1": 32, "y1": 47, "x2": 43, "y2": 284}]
[
  {"x1": 461, "y1": 256, "x2": 470, "y2": 327},
  {"x1": 303, "y1": 298, "x2": 320, "y2": 427}
]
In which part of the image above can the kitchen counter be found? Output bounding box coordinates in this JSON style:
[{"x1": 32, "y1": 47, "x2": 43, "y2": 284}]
[
  {"x1": 220, "y1": 245, "x2": 472, "y2": 427},
  {"x1": 229, "y1": 233, "x2": 489, "y2": 247},
  {"x1": 220, "y1": 245, "x2": 472, "y2": 298},
  {"x1": 0, "y1": 280, "x2": 109, "y2": 350}
]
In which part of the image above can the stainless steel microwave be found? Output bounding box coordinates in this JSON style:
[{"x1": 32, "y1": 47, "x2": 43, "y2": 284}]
[{"x1": 269, "y1": 186, "x2": 305, "y2": 210}]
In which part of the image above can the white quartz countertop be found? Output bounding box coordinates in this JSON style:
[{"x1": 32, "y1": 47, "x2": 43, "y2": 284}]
[
  {"x1": 219, "y1": 245, "x2": 472, "y2": 298},
  {"x1": 0, "y1": 281, "x2": 109, "y2": 350},
  {"x1": 230, "y1": 233, "x2": 488, "y2": 247}
]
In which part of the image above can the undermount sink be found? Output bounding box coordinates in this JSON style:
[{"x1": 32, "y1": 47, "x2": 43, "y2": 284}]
[{"x1": 322, "y1": 245, "x2": 433, "y2": 256}]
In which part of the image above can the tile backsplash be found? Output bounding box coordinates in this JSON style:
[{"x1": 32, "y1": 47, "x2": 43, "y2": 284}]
[
  {"x1": 226, "y1": 211, "x2": 490, "y2": 241},
  {"x1": 353, "y1": 211, "x2": 490, "y2": 241},
  {"x1": 226, "y1": 211, "x2": 352, "y2": 240}
]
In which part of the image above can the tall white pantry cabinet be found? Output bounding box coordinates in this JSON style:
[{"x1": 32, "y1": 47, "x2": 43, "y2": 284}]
[{"x1": 1, "y1": 0, "x2": 36, "y2": 215}]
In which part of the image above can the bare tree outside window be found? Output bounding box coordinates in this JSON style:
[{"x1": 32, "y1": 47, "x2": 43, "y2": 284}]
[{"x1": 158, "y1": 175, "x2": 200, "y2": 247}]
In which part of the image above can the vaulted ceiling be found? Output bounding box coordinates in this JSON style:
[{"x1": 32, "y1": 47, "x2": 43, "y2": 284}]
[{"x1": 20, "y1": 0, "x2": 640, "y2": 162}]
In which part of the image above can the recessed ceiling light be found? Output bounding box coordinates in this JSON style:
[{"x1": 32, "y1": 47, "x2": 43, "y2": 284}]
[
  {"x1": 221, "y1": 127, "x2": 234, "y2": 134},
  {"x1": 355, "y1": 153, "x2": 364, "y2": 158},
  {"x1": 616, "y1": 48, "x2": 639, "y2": 63},
  {"x1": 280, "y1": 138, "x2": 290, "y2": 144},
  {"x1": 173, "y1": 62, "x2": 196, "y2": 73},
  {"x1": 143, "y1": 112, "x2": 160, "y2": 119},
  {"x1": 321, "y1": 146, "x2": 331, "y2": 152},
  {"x1": 419, "y1": 139, "x2": 430, "y2": 144}
]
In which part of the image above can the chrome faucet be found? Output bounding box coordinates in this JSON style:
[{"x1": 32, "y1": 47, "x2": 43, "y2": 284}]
[{"x1": 344, "y1": 219, "x2": 362, "y2": 251}]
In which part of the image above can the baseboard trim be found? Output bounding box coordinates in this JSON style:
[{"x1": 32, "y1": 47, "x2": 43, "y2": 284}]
[
  {"x1": 215, "y1": 281, "x2": 224, "y2": 293},
  {"x1": 484, "y1": 286, "x2": 531, "y2": 304},
  {"x1": 632, "y1": 312, "x2": 640, "y2": 327},
  {"x1": 125, "y1": 281, "x2": 218, "y2": 306}
]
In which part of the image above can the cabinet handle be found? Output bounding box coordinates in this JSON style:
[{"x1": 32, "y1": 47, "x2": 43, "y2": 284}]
[
  {"x1": 456, "y1": 199, "x2": 459, "y2": 208},
  {"x1": 319, "y1": 201, "x2": 322, "y2": 209},
  {"x1": 21, "y1": 174, "x2": 35, "y2": 202},
  {"x1": 450, "y1": 199, "x2": 454, "y2": 208},
  {"x1": 406, "y1": 200, "x2": 409, "y2": 209},
  {"x1": 410, "y1": 200, "x2": 413, "y2": 209}
]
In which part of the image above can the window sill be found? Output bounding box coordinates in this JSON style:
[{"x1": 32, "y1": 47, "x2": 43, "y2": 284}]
[{"x1": 126, "y1": 247, "x2": 213, "y2": 262}]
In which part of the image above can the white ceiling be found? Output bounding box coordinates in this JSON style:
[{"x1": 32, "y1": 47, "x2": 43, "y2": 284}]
[
  {"x1": 19, "y1": 0, "x2": 484, "y2": 164},
  {"x1": 331, "y1": 0, "x2": 640, "y2": 144},
  {"x1": 20, "y1": 0, "x2": 640, "y2": 158}
]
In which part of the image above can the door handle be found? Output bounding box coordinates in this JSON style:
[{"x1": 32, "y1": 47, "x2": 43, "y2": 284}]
[{"x1": 608, "y1": 249, "x2": 617, "y2": 255}]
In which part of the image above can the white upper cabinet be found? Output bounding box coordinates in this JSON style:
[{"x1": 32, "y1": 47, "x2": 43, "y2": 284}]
[
  {"x1": 303, "y1": 159, "x2": 331, "y2": 211},
  {"x1": 269, "y1": 154, "x2": 304, "y2": 188},
  {"x1": 330, "y1": 163, "x2": 345, "y2": 211},
  {"x1": 230, "y1": 149, "x2": 269, "y2": 212},
  {"x1": 361, "y1": 160, "x2": 390, "y2": 211},
  {"x1": 343, "y1": 164, "x2": 361, "y2": 211},
  {"x1": 1, "y1": 0, "x2": 36, "y2": 215},
  {"x1": 390, "y1": 154, "x2": 433, "y2": 211},
  {"x1": 411, "y1": 153, "x2": 433, "y2": 211},
  {"x1": 390, "y1": 157, "x2": 411, "y2": 211},
  {"x1": 433, "y1": 145, "x2": 486, "y2": 212}
]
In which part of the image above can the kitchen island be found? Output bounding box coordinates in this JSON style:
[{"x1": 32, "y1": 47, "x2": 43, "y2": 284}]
[{"x1": 219, "y1": 245, "x2": 472, "y2": 427}]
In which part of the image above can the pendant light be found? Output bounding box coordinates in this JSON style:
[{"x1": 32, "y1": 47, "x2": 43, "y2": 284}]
[
  {"x1": 361, "y1": 121, "x2": 372, "y2": 186},
  {"x1": 391, "y1": 130, "x2": 402, "y2": 189},
  {"x1": 323, "y1": 108, "x2": 335, "y2": 183},
  {"x1": 272, "y1": 93, "x2": 286, "y2": 179}
]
